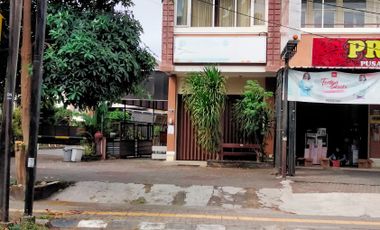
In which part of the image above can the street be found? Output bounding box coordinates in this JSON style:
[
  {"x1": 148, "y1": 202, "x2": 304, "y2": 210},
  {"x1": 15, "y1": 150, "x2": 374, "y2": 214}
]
[{"x1": 8, "y1": 149, "x2": 380, "y2": 229}]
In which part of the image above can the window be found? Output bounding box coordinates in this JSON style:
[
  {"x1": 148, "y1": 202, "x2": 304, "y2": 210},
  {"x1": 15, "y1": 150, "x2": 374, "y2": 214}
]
[
  {"x1": 302, "y1": 0, "x2": 322, "y2": 28},
  {"x1": 217, "y1": 0, "x2": 235, "y2": 27},
  {"x1": 323, "y1": 0, "x2": 336, "y2": 28},
  {"x1": 254, "y1": 0, "x2": 265, "y2": 25},
  {"x1": 237, "y1": 0, "x2": 252, "y2": 26},
  {"x1": 176, "y1": 0, "x2": 189, "y2": 26},
  {"x1": 191, "y1": 0, "x2": 213, "y2": 26},
  {"x1": 175, "y1": 0, "x2": 266, "y2": 27},
  {"x1": 344, "y1": 0, "x2": 365, "y2": 27},
  {"x1": 301, "y1": 0, "x2": 380, "y2": 28}
]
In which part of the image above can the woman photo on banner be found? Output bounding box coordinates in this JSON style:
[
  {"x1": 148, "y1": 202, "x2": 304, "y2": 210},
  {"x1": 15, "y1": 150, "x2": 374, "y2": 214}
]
[
  {"x1": 356, "y1": 74, "x2": 367, "y2": 99},
  {"x1": 299, "y1": 72, "x2": 313, "y2": 96}
]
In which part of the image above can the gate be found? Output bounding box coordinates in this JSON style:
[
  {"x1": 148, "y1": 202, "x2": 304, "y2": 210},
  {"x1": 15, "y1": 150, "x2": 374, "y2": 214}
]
[
  {"x1": 107, "y1": 122, "x2": 153, "y2": 158},
  {"x1": 176, "y1": 96, "x2": 252, "y2": 161}
]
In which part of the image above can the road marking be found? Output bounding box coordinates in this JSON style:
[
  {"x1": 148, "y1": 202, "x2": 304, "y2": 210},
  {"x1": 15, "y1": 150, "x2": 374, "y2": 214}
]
[
  {"x1": 55, "y1": 136, "x2": 70, "y2": 139},
  {"x1": 139, "y1": 222, "x2": 165, "y2": 230},
  {"x1": 77, "y1": 220, "x2": 107, "y2": 228},
  {"x1": 196, "y1": 224, "x2": 226, "y2": 230},
  {"x1": 10, "y1": 209, "x2": 380, "y2": 227}
]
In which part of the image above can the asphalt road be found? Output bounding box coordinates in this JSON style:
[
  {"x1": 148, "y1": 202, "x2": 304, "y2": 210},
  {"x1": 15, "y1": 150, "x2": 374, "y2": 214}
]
[
  {"x1": 10, "y1": 200, "x2": 380, "y2": 229},
  {"x1": 8, "y1": 149, "x2": 380, "y2": 229}
]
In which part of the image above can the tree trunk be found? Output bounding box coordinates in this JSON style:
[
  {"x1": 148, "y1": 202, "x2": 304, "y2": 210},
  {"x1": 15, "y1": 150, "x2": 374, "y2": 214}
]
[{"x1": 21, "y1": 0, "x2": 32, "y2": 147}]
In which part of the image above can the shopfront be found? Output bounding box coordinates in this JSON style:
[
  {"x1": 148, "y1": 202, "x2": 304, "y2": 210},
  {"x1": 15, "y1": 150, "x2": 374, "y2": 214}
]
[{"x1": 288, "y1": 35, "x2": 380, "y2": 168}]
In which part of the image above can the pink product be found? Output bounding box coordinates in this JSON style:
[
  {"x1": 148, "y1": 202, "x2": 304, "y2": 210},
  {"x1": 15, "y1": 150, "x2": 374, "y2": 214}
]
[
  {"x1": 304, "y1": 148, "x2": 310, "y2": 159},
  {"x1": 310, "y1": 145, "x2": 319, "y2": 164}
]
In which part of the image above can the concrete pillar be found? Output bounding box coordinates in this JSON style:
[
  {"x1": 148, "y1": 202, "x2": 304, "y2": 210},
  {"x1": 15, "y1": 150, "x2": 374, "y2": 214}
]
[{"x1": 166, "y1": 74, "x2": 177, "y2": 161}]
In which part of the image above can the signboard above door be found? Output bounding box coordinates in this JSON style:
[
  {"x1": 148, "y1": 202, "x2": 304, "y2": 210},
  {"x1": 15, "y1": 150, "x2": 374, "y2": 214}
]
[
  {"x1": 173, "y1": 36, "x2": 267, "y2": 64},
  {"x1": 312, "y1": 38, "x2": 380, "y2": 68}
]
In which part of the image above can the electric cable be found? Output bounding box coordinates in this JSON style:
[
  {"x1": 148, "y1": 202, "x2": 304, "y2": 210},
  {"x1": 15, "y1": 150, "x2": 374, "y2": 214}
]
[{"x1": 193, "y1": 0, "x2": 380, "y2": 52}]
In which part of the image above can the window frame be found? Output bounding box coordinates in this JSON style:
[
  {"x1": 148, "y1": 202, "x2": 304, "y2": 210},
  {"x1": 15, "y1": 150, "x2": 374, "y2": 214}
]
[
  {"x1": 301, "y1": 0, "x2": 376, "y2": 29},
  {"x1": 175, "y1": 0, "x2": 192, "y2": 27},
  {"x1": 174, "y1": 0, "x2": 267, "y2": 28}
]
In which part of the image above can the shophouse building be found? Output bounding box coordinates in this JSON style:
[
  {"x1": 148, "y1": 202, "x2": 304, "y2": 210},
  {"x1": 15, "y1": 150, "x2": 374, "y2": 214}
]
[
  {"x1": 160, "y1": 0, "x2": 282, "y2": 161},
  {"x1": 280, "y1": 0, "x2": 380, "y2": 169}
]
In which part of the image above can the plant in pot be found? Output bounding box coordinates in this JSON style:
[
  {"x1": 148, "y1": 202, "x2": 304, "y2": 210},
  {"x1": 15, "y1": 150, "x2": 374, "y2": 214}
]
[
  {"x1": 233, "y1": 80, "x2": 274, "y2": 162},
  {"x1": 106, "y1": 109, "x2": 130, "y2": 139},
  {"x1": 183, "y1": 66, "x2": 226, "y2": 158},
  {"x1": 78, "y1": 103, "x2": 107, "y2": 161},
  {"x1": 79, "y1": 103, "x2": 130, "y2": 160}
]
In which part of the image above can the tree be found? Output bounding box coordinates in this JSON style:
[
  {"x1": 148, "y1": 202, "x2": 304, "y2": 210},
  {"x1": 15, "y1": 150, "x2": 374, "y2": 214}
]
[
  {"x1": 0, "y1": 0, "x2": 145, "y2": 144},
  {"x1": 20, "y1": 0, "x2": 32, "y2": 146},
  {"x1": 49, "y1": 0, "x2": 132, "y2": 11},
  {"x1": 183, "y1": 66, "x2": 226, "y2": 155},
  {"x1": 234, "y1": 80, "x2": 274, "y2": 161},
  {"x1": 43, "y1": 7, "x2": 156, "y2": 109},
  {"x1": 0, "y1": 1, "x2": 10, "y2": 97}
]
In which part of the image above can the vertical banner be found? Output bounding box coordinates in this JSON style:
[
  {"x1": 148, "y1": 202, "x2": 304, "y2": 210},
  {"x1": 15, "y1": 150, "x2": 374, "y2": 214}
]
[{"x1": 288, "y1": 70, "x2": 380, "y2": 104}]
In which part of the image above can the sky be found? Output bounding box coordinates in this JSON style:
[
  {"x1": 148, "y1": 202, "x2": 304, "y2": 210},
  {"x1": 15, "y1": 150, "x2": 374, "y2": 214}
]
[{"x1": 130, "y1": 0, "x2": 162, "y2": 61}]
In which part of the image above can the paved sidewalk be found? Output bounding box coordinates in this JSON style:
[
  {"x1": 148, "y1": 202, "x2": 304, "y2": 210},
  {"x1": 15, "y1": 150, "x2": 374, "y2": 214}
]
[
  {"x1": 10, "y1": 150, "x2": 280, "y2": 189},
  {"x1": 293, "y1": 167, "x2": 380, "y2": 186}
]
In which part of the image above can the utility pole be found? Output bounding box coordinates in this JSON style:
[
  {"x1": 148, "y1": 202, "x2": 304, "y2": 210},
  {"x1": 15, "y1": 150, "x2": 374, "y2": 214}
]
[
  {"x1": 0, "y1": 0, "x2": 23, "y2": 223},
  {"x1": 274, "y1": 69, "x2": 283, "y2": 169},
  {"x1": 24, "y1": 0, "x2": 48, "y2": 217},
  {"x1": 281, "y1": 62, "x2": 289, "y2": 179},
  {"x1": 280, "y1": 38, "x2": 298, "y2": 179}
]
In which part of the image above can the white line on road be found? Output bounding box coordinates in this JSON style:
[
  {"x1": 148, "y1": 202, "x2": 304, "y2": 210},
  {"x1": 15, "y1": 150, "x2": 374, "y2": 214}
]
[{"x1": 77, "y1": 220, "x2": 108, "y2": 228}]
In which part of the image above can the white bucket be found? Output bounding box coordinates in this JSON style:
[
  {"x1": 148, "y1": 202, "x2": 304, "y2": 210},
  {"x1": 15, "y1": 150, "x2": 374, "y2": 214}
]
[
  {"x1": 63, "y1": 148, "x2": 72, "y2": 162},
  {"x1": 71, "y1": 147, "x2": 84, "y2": 162}
]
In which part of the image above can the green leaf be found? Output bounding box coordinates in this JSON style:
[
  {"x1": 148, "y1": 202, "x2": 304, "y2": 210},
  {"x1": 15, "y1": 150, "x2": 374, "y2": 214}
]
[
  {"x1": 183, "y1": 66, "x2": 226, "y2": 155},
  {"x1": 43, "y1": 7, "x2": 156, "y2": 109}
]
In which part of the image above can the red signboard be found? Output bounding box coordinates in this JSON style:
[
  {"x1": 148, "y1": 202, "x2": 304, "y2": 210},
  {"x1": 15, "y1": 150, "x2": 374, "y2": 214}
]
[{"x1": 312, "y1": 38, "x2": 380, "y2": 68}]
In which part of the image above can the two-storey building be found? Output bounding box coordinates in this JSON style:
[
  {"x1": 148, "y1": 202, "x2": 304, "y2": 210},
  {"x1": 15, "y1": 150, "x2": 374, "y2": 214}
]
[
  {"x1": 281, "y1": 0, "x2": 380, "y2": 168},
  {"x1": 160, "y1": 0, "x2": 283, "y2": 161}
]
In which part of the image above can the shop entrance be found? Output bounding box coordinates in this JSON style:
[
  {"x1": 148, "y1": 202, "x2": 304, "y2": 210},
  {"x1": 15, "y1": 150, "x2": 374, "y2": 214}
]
[{"x1": 296, "y1": 102, "x2": 368, "y2": 166}]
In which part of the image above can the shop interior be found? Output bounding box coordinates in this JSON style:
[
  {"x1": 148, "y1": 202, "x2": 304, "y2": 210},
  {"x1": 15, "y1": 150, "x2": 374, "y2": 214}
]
[{"x1": 296, "y1": 102, "x2": 368, "y2": 167}]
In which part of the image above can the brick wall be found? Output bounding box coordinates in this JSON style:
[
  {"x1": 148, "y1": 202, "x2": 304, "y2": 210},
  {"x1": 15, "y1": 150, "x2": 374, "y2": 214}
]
[
  {"x1": 160, "y1": 0, "x2": 175, "y2": 72},
  {"x1": 266, "y1": 0, "x2": 282, "y2": 72}
]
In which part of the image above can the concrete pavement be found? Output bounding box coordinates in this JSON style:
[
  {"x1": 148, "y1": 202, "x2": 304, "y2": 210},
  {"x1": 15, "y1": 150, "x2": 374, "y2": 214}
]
[
  {"x1": 9, "y1": 200, "x2": 380, "y2": 229},
  {"x1": 8, "y1": 149, "x2": 380, "y2": 229}
]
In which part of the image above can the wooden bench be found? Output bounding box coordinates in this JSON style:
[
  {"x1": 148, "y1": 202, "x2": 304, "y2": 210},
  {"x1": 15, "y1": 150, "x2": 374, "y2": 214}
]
[{"x1": 220, "y1": 143, "x2": 260, "y2": 160}]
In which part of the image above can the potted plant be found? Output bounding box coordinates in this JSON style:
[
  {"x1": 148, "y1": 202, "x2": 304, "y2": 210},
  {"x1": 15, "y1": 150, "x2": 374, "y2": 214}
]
[
  {"x1": 234, "y1": 80, "x2": 274, "y2": 162},
  {"x1": 183, "y1": 66, "x2": 226, "y2": 157}
]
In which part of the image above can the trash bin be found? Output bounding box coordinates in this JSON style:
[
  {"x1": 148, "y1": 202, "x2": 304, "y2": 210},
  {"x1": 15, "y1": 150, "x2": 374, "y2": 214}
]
[
  {"x1": 63, "y1": 147, "x2": 72, "y2": 162},
  {"x1": 71, "y1": 146, "x2": 84, "y2": 162}
]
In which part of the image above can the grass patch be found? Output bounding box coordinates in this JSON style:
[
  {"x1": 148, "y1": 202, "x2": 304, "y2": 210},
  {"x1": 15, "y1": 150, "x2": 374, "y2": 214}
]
[
  {"x1": 130, "y1": 197, "x2": 146, "y2": 205},
  {"x1": 6, "y1": 221, "x2": 47, "y2": 230}
]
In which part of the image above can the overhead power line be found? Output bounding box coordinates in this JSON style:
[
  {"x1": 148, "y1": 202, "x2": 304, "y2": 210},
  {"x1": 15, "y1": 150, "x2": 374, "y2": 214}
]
[
  {"x1": 194, "y1": 0, "x2": 380, "y2": 52},
  {"x1": 142, "y1": 41, "x2": 160, "y2": 60},
  {"x1": 311, "y1": 0, "x2": 380, "y2": 16}
]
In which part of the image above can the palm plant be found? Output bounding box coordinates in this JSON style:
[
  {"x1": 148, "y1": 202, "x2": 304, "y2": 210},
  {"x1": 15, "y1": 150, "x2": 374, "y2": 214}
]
[
  {"x1": 183, "y1": 66, "x2": 226, "y2": 155},
  {"x1": 234, "y1": 80, "x2": 274, "y2": 161}
]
